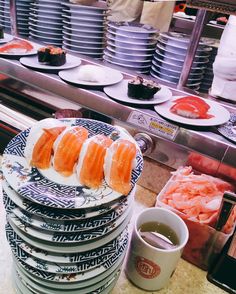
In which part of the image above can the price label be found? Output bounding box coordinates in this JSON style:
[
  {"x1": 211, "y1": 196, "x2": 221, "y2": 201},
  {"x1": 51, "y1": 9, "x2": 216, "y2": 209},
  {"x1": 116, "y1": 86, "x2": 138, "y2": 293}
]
[{"x1": 127, "y1": 110, "x2": 179, "y2": 141}]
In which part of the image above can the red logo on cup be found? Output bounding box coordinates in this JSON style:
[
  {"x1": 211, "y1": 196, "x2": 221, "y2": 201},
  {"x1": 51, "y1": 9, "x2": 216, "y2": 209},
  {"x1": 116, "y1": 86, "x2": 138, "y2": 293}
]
[{"x1": 135, "y1": 256, "x2": 161, "y2": 279}]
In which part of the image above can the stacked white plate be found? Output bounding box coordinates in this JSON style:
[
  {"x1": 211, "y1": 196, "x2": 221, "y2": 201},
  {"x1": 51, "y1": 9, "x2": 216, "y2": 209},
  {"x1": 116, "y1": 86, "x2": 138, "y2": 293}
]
[
  {"x1": 29, "y1": 0, "x2": 66, "y2": 46},
  {"x1": 104, "y1": 22, "x2": 158, "y2": 74},
  {"x1": 62, "y1": 1, "x2": 107, "y2": 59},
  {"x1": 2, "y1": 118, "x2": 143, "y2": 294},
  {"x1": 150, "y1": 32, "x2": 212, "y2": 91},
  {"x1": 199, "y1": 38, "x2": 219, "y2": 93},
  {"x1": 0, "y1": 0, "x2": 31, "y2": 36}
]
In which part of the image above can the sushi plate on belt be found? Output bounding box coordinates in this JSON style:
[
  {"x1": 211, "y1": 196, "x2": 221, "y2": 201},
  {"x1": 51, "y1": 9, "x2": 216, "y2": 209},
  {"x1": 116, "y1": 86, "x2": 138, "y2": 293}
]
[
  {"x1": 20, "y1": 54, "x2": 81, "y2": 71},
  {"x1": 154, "y1": 97, "x2": 230, "y2": 126},
  {"x1": 2, "y1": 118, "x2": 143, "y2": 209},
  {"x1": 104, "y1": 79, "x2": 172, "y2": 105}
]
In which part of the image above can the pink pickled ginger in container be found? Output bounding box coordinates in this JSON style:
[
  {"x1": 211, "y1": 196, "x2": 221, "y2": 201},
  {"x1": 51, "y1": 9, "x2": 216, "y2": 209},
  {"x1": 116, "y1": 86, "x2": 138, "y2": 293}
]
[{"x1": 156, "y1": 166, "x2": 236, "y2": 270}]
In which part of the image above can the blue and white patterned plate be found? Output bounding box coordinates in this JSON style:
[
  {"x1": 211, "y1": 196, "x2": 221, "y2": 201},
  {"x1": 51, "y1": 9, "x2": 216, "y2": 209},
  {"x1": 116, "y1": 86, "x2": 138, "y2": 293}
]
[
  {"x1": 15, "y1": 255, "x2": 123, "y2": 290},
  {"x1": 217, "y1": 113, "x2": 236, "y2": 143},
  {"x1": 2, "y1": 118, "x2": 143, "y2": 209},
  {"x1": 12, "y1": 243, "x2": 126, "y2": 282},
  {"x1": 3, "y1": 179, "x2": 129, "y2": 220},
  {"x1": 7, "y1": 208, "x2": 131, "y2": 253},
  {"x1": 6, "y1": 222, "x2": 127, "y2": 264},
  {"x1": 3, "y1": 186, "x2": 132, "y2": 232},
  {"x1": 14, "y1": 264, "x2": 121, "y2": 294},
  {"x1": 8, "y1": 225, "x2": 128, "y2": 274},
  {"x1": 8, "y1": 202, "x2": 132, "y2": 243}
]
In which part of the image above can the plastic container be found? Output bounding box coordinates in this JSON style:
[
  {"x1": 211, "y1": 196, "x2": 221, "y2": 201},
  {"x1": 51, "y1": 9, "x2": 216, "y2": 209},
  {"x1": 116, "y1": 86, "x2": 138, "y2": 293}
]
[{"x1": 155, "y1": 172, "x2": 235, "y2": 271}]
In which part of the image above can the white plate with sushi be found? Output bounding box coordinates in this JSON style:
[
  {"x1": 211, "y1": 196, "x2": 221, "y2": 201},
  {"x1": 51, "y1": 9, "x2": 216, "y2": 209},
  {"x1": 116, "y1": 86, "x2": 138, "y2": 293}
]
[
  {"x1": 58, "y1": 64, "x2": 123, "y2": 87},
  {"x1": 154, "y1": 96, "x2": 231, "y2": 126},
  {"x1": 2, "y1": 118, "x2": 143, "y2": 209},
  {"x1": 0, "y1": 34, "x2": 13, "y2": 44},
  {"x1": 20, "y1": 55, "x2": 81, "y2": 71},
  {"x1": 104, "y1": 79, "x2": 172, "y2": 105}
]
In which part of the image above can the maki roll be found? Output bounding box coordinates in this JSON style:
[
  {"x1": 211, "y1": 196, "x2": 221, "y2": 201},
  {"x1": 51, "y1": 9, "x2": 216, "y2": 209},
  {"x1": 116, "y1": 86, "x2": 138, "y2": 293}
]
[
  {"x1": 127, "y1": 76, "x2": 144, "y2": 99},
  {"x1": 37, "y1": 46, "x2": 54, "y2": 63},
  {"x1": 0, "y1": 26, "x2": 4, "y2": 39},
  {"x1": 50, "y1": 47, "x2": 66, "y2": 66},
  {"x1": 142, "y1": 79, "x2": 161, "y2": 100},
  {"x1": 37, "y1": 46, "x2": 66, "y2": 66},
  {"x1": 127, "y1": 76, "x2": 161, "y2": 100}
]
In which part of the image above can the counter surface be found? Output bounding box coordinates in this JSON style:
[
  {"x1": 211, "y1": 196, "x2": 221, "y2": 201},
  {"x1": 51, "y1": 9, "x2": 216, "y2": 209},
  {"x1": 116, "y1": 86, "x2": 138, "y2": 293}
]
[{"x1": 0, "y1": 181, "x2": 226, "y2": 294}]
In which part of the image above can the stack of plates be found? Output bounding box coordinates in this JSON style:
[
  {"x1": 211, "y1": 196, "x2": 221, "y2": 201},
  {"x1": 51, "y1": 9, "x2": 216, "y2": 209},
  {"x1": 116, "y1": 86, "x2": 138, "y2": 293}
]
[
  {"x1": 0, "y1": 0, "x2": 31, "y2": 36},
  {"x1": 199, "y1": 38, "x2": 219, "y2": 93},
  {"x1": 2, "y1": 118, "x2": 143, "y2": 294},
  {"x1": 29, "y1": 0, "x2": 66, "y2": 46},
  {"x1": 62, "y1": 2, "x2": 107, "y2": 59},
  {"x1": 150, "y1": 32, "x2": 212, "y2": 91},
  {"x1": 104, "y1": 22, "x2": 158, "y2": 74}
]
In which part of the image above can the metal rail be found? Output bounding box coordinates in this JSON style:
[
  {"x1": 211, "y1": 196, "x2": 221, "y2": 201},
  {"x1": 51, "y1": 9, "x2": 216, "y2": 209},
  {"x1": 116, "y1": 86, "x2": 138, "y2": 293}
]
[{"x1": 0, "y1": 56, "x2": 235, "y2": 171}]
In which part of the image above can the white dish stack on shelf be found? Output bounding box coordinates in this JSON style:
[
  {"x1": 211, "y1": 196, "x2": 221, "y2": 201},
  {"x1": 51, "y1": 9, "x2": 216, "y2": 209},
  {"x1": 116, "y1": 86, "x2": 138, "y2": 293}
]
[
  {"x1": 151, "y1": 32, "x2": 212, "y2": 91},
  {"x1": 2, "y1": 118, "x2": 143, "y2": 294},
  {"x1": 199, "y1": 38, "x2": 219, "y2": 94},
  {"x1": 104, "y1": 22, "x2": 158, "y2": 74},
  {"x1": 62, "y1": 1, "x2": 107, "y2": 59},
  {"x1": 29, "y1": 0, "x2": 66, "y2": 47},
  {"x1": 0, "y1": 0, "x2": 31, "y2": 36}
]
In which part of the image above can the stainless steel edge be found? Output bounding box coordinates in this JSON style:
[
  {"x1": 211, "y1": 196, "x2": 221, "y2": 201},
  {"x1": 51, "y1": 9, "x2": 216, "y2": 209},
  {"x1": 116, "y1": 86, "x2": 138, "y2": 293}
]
[{"x1": 0, "y1": 55, "x2": 235, "y2": 171}]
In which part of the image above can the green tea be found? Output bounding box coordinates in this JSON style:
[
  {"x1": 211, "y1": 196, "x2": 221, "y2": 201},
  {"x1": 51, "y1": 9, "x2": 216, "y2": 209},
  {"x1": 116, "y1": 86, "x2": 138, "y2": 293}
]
[{"x1": 139, "y1": 221, "x2": 179, "y2": 247}]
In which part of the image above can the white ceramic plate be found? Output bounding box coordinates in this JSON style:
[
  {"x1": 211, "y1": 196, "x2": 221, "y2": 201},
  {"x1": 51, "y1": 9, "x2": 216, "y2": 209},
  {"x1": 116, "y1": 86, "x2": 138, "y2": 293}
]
[
  {"x1": 7, "y1": 208, "x2": 131, "y2": 253},
  {"x1": 15, "y1": 256, "x2": 122, "y2": 290},
  {"x1": 0, "y1": 48, "x2": 37, "y2": 58},
  {"x1": 59, "y1": 66, "x2": 123, "y2": 87},
  {"x1": 0, "y1": 33, "x2": 13, "y2": 44},
  {"x1": 6, "y1": 221, "x2": 128, "y2": 264},
  {"x1": 8, "y1": 202, "x2": 131, "y2": 243},
  {"x1": 3, "y1": 179, "x2": 130, "y2": 221},
  {"x1": 2, "y1": 119, "x2": 142, "y2": 209},
  {"x1": 14, "y1": 263, "x2": 121, "y2": 293},
  {"x1": 154, "y1": 97, "x2": 231, "y2": 126},
  {"x1": 104, "y1": 80, "x2": 172, "y2": 105},
  {"x1": 9, "y1": 226, "x2": 128, "y2": 274},
  {"x1": 20, "y1": 55, "x2": 81, "y2": 71}
]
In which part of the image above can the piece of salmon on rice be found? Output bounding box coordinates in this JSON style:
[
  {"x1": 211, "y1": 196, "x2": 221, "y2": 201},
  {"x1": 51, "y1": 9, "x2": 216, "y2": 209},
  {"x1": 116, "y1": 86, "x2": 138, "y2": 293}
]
[
  {"x1": 53, "y1": 126, "x2": 88, "y2": 176},
  {"x1": 77, "y1": 134, "x2": 113, "y2": 189},
  {"x1": 104, "y1": 139, "x2": 137, "y2": 196}
]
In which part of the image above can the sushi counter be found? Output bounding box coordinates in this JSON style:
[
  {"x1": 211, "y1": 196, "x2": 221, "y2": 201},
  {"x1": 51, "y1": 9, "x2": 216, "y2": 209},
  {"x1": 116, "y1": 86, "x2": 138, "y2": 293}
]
[
  {"x1": 0, "y1": 45, "x2": 236, "y2": 183},
  {"x1": 0, "y1": 36, "x2": 236, "y2": 293}
]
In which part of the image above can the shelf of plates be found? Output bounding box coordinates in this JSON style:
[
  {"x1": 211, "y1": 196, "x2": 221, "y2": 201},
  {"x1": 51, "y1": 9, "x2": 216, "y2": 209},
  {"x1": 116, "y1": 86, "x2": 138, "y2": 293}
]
[{"x1": 0, "y1": 53, "x2": 236, "y2": 183}]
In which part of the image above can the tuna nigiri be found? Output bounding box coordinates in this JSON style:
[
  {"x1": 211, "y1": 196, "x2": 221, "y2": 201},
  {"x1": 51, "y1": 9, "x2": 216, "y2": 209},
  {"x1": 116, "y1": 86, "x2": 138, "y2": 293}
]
[
  {"x1": 170, "y1": 96, "x2": 214, "y2": 119},
  {"x1": 0, "y1": 39, "x2": 34, "y2": 53},
  {"x1": 53, "y1": 126, "x2": 88, "y2": 176},
  {"x1": 174, "y1": 96, "x2": 210, "y2": 111},
  {"x1": 24, "y1": 118, "x2": 66, "y2": 169},
  {"x1": 77, "y1": 134, "x2": 113, "y2": 189},
  {"x1": 104, "y1": 139, "x2": 137, "y2": 196}
]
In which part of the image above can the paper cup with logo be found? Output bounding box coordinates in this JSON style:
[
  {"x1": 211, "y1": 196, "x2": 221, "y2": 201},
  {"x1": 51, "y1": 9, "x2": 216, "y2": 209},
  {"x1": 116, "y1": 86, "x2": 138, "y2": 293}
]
[{"x1": 125, "y1": 207, "x2": 189, "y2": 291}]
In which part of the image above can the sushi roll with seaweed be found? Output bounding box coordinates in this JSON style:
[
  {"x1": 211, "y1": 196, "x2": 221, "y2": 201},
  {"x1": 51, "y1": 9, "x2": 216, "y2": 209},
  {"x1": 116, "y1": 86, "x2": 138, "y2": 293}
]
[
  {"x1": 0, "y1": 26, "x2": 4, "y2": 39},
  {"x1": 50, "y1": 47, "x2": 66, "y2": 66},
  {"x1": 37, "y1": 46, "x2": 54, "y2": 63},
  {"x1": 127, "y1": 76, "x2": 160, "y2": 100}
]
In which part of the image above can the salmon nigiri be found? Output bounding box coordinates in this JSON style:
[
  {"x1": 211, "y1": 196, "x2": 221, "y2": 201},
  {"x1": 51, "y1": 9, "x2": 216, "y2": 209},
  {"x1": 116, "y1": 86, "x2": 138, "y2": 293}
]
[
  {"x1": 77, "y1": 135, "x2": 113, "y2": 189},
  {"x1": 0, "y1": 39, "x2": 34, "y2": 53},
  {"x1": 24, "y1": 118, "x2": 66, "y2": 169},
  {"x1": 53, "y1": 126, "x2": 88, "y2": 176},
  {"x1": 104, "y1": 139, "x2": 137, "y2": 196}
]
